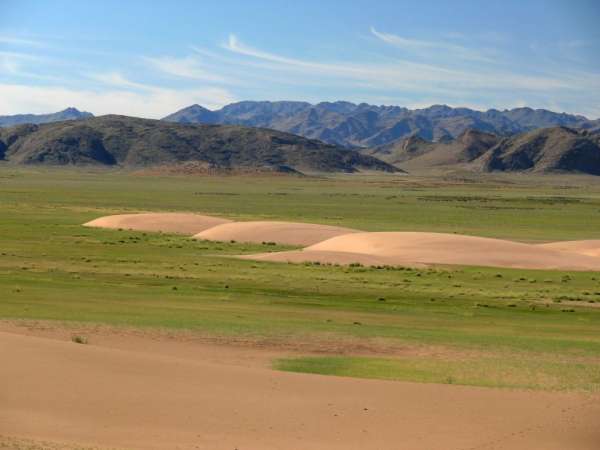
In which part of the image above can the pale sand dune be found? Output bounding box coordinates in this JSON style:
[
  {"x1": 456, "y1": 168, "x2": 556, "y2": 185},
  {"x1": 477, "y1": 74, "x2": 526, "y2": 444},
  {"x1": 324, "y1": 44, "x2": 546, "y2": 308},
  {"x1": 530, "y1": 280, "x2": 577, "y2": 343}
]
[
  {"x1": 194, "y1": 221, "x2": 359, "y2": 246},
  {"x1": 243, "y1": 232, "x2": 600, "y2": 270},
  {"x1": 84, "y1": 213, "x2": 231, "y2": 235},
  {"x1": 1, "y1": 331, "x2": 599, "y2": 450},
  {"x1": 538, "y1": 240, "x2": 600, "y2": 257}
]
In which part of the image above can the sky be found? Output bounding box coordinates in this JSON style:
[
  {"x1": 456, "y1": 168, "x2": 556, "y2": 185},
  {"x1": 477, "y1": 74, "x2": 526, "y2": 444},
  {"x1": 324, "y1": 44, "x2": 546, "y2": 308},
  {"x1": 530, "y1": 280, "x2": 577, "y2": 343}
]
[{"x1": 1, "y1": 0, "x2": 599, "y2": 119}]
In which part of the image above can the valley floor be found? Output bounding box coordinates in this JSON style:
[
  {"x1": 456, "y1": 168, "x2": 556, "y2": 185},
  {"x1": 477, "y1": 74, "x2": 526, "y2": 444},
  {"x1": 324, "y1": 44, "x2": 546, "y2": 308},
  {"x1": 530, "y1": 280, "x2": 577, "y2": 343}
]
[{"x1": 2, "y1": 167, "x2": 600, "y2": 448}]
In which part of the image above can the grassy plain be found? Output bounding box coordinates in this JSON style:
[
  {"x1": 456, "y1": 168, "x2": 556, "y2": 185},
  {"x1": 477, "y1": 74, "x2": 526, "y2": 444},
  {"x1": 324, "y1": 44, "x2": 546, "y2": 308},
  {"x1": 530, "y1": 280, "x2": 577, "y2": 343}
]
[{"x1": 1, "y1": 166, "x2": 600, "y2": 391}]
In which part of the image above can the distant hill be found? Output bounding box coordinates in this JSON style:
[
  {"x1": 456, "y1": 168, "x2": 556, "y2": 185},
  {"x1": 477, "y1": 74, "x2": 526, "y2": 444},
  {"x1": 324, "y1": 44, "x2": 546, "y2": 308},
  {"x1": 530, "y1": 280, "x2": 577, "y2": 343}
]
[
  {"x1": 364, "y1": 129, "x2": 499, "y2": 170},
  {"x1": 363, "y1": 127, "x2": 600, "y2": 175},
  {"x1": 476, "y1": 127, "x2": 600, "y2": 175},
  {"x1": 0, "y1": 108, "x2": 93, "y2": 127},
  {"x1": 162, "y1": 104, "x2": 219, "y2": 124},
  {"x1": 580, "y1": 119, "x2": 600, "y2": 135},
  {"x1": 0, "y1": 115, "x2": 398, "y2": 174},
  {"x1": 162, "y1": 101, "x2": 597, "y2": 148}
]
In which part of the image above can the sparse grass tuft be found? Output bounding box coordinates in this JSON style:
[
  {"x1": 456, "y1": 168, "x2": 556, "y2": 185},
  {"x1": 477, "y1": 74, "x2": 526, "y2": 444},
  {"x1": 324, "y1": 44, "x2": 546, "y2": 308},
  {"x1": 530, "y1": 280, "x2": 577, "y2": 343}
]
[{"x1": 71, "y1": 334, "x2": 88, "y2": 345}]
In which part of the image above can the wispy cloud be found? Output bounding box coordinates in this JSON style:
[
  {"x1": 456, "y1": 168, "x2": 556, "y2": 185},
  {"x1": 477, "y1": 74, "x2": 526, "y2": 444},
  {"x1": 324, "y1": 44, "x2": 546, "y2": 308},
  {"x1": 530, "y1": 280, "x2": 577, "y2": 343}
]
[
  {"x1": 0, "y1": 35, "x2": 45, "y2": 47},
  {"x1": 559, "y1": 39, "x2": 588, "y2": 50},
  {"x1": 370, "y1": 27, "x2": 493, "y2": 62},
  {"x1": 0, "y1": 52, "x2": 22, "y2": 75},
  {"x1": 0, "y1": 51, "x2": 51, "y2": 78},
  {"x1": 143, "y1": 55, "x2": 227, "y2": 83},
  {"x1": 88, "y1": 71, "x2": 153, "y2": 90},
  {"x1": 224, "y1": 34, "x2": 315, "y2": 68},
  {"x1": 222, "y1": 33, "x2": 575, "y2": 93}
]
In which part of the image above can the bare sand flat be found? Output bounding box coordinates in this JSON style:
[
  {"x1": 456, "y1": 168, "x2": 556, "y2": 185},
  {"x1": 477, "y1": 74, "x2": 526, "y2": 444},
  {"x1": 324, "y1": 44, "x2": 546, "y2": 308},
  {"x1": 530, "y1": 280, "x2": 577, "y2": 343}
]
[
  {"x1": 194, "y1": 221, "x2": 359, "y2": 246},
  {"x1": 242, "y1": 232, "x2": 600, "y2": 270},
  {"x1": 1, "y1": 331, "x2": 599, "y2": 450},
  {"x1": 83, "y1": 213, "x2": 231, "y2": 235},
  {"x1": 538, "y1": 240, "x2": 600, "y2": 257}
]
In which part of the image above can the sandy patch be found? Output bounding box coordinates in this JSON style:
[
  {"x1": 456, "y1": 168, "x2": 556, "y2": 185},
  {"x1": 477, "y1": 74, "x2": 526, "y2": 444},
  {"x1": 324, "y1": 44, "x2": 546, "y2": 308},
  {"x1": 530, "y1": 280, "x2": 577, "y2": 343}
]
[
  {"x1": 83, "y1": 213, "x2": 231, "y2": 235},
  {"x1": 538, "y1": 240, "x2": 600, "y2": 257},
  {"x1": 241, "y1": 232, "x2": 600, "y2": 271},
  {"x1": 0, "y1": 319, "x2": 467, "y2": 362},
  {"x1": 193, "y1": 220, "x2": 359, "y2": 246},
  {"x1": 1, "y1": 330, "x2": 599, "y2": 450},
  {"x1": 0, "y1": 435, "x2": 115, "y2": 450}
]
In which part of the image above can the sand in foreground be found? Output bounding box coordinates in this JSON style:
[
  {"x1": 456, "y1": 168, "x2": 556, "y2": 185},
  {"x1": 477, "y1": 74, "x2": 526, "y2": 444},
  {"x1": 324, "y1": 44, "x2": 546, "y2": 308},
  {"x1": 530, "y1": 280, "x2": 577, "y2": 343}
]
[{"x1": 1, "y1": 331, "x2": 598, "y2": 450}]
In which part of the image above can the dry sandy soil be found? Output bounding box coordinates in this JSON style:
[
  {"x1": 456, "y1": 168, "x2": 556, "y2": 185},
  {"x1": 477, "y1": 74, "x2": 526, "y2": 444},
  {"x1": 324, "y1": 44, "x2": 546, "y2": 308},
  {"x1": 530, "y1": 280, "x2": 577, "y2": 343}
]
[
  {"x1": 243, "y1": 232, "x2": 600, "y2": 271},
  {"x1": 83, "y1": 213, "x2": 231, "y2": 235},
  {"x1": 1, "y1": 325, "x2": 599, "y2": 450},
  {"x1": 193, "y1": 221, "x2": 359, "y2": 246}
]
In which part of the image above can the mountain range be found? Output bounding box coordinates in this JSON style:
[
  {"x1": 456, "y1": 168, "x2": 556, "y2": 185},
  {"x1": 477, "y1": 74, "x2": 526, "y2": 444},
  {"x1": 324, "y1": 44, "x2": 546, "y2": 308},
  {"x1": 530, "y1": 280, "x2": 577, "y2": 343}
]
[
  {"x1": 162, "y1": 101, "x2": 600, "y2": 148},
  {"x1": 2, "y1": 102, "x2": 598, "y2": 151},
  {"x1": 1, "y1": 103, "x2": 599, "y2": 175},
  {"x1": 0, "y1": 107, "x2": 93, "y2": 127},
  {"x1": 0, "y1": 115, "x2": 396, "y2": 174}
]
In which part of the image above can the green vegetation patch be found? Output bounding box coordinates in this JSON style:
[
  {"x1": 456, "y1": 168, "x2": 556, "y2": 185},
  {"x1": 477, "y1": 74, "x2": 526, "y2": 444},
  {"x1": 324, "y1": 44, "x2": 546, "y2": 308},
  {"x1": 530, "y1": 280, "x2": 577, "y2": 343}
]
[{"x1": 274, "y1": 355, "x2": 600, "y2": 392}]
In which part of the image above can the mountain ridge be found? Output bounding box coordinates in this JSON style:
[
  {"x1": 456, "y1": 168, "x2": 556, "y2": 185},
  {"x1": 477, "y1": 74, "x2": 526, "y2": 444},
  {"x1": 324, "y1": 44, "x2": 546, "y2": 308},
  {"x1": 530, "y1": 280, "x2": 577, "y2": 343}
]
[
  {"x1": 162, "y1": 101, "x2": 598, "y2": 149},
  {"x1": 364, "y1": 126, "x2": 600, "y2": 175},
  {"x1": 0, "y1": 108, "x2": 93, "y2": 127},
  {"x1": 0, "y1": 114, "x2": 398, "y2": 174}
]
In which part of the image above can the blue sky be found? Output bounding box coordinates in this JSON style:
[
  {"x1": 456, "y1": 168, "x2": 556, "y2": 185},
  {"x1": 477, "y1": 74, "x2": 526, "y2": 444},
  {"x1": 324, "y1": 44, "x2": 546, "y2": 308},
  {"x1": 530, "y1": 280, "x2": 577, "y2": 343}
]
[{"x1": 1, "y1": 0, "x2": 599, "y2": 118}]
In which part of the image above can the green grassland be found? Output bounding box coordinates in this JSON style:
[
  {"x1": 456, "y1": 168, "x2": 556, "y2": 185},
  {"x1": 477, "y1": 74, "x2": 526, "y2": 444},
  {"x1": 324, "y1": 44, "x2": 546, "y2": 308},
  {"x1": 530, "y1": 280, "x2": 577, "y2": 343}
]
[{"x1": 1, "y1": 166, "x2": 600, "y2": 391}]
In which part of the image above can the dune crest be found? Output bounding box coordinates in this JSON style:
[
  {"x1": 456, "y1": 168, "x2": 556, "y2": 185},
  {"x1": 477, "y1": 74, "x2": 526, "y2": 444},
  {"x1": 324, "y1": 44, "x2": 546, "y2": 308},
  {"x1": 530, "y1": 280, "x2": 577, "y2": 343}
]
[
  {"x1": 84, "y1": 213, "x2": 231, "y2": 235},
  {"x1": 194, "y1": 221, "x2": 359, "y2": 246},
  {"x1": 537, "y1": 240, "x2": 600, "y2": 257},
  {"x1": 242, "y1": 232, "x2": 600, "y2": 271}
]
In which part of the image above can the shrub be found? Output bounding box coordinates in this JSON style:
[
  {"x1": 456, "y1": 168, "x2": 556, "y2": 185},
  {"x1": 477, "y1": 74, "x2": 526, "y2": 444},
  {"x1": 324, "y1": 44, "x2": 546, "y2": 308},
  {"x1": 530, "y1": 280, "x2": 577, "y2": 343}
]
[{"x1": 71, "y1": 335, "x2": 88, "y2": 344}]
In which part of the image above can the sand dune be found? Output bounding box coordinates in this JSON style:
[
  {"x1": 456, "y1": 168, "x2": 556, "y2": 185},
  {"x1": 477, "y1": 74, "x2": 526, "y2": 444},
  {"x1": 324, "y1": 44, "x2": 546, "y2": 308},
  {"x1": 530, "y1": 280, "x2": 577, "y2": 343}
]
[
  {"x1": 538, "y1": 240, "x2": 600, "y2": 257},
  {"x1": 2, "y1": 331, "x2": 599, "y2": 450},
  {"x1": 84, "y1": 213, "x2": 231, "y2": 235},
  {"x1": 83, "y1": 214, "x2": 600, "y2": 270},
  {"x1": 194, "y1": 221, "x2": 359, "y2": 246},
  {"x1": 243, "y1": 232, "x2": 600, "y2": 270}
]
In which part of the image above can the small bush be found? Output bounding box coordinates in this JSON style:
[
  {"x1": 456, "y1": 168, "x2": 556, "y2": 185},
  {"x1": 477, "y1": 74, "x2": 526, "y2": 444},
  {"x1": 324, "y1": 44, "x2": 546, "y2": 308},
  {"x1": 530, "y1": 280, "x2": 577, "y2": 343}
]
[{"x1": 71, "y1": 335, "x2": 88, "y2": 344}]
